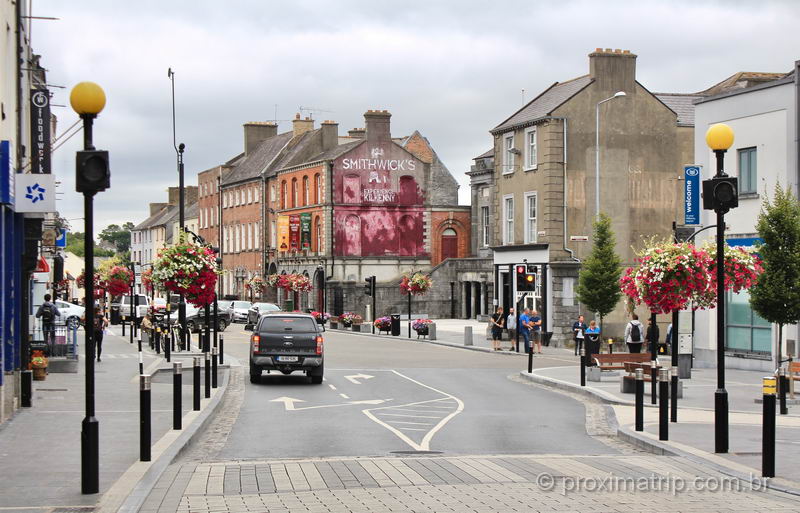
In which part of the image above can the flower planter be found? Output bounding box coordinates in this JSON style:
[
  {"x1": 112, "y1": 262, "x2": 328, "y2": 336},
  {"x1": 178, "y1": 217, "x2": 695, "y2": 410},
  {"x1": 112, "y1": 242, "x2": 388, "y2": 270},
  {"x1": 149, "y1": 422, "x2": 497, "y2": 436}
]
[
  {"x1": 414, "y1": 327, "x2": 429, "y2": 337},
  {"x1": 330, "y1": 321, "x2": 339, "y2": 329},
  {"x1": 342, "y1": 322, "x2": 353, "y2": 329},
  {"x1": 32, "y1": 366, "x2": 47, "y2": 381},
  {"x1": 352, "y1": 324, "x2": 363, "y2": 332}
]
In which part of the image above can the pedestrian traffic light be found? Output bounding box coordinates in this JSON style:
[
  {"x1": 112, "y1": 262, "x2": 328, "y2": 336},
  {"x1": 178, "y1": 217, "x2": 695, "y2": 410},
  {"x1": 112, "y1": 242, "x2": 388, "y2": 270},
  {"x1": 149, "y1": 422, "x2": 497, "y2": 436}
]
[
  {"x1": 53, "y1": 254, "x2": 64, "y2": 283},
  {"x1": 364, "y1": 276, "x2": 375, "y2": 297},
  {"x1": 702, "y1": 176, "x2": 738, "y2": 213},
  {"x1": 526, "y1": 264, "x2": 537, "y2": 274},
  {"x1": 76, "y1": 149, "x2": 110, "y2": 193}
]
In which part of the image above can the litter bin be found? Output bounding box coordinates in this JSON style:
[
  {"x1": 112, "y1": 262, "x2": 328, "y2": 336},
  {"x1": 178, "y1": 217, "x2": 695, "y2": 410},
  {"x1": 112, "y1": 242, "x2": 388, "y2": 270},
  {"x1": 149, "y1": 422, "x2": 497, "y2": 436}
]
[
  {"x1": 542, "y1": 331, "x2": 554, "y2": 347},
  {"x1": 390, "y1": 314, "x2": 401, "y2": 336},
  {"x1": 110, "y1": 306, "x2": 121, "y2": 325}
]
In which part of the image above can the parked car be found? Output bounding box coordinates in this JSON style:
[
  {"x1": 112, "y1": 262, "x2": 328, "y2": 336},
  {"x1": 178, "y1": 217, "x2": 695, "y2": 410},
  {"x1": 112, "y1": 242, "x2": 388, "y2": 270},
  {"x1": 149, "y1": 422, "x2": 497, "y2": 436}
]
[
  {"x1": 227, "y1": 300, "x2": 252, "y2": 323},
  {"x1": 54, "y1": 300, "x2": 84, "y2": 327},
  {"x1": 249, "y1": 312, "x2": 324, "y2": 384},
  {"x1": 178, "y1": 303, "x2": 233, "y2": 333},
  {"x1": 152, "y1": 298, "x2": 167, "y2": 311},
  {"x1": 110, "y1": 294, "x2": 150, "y2": 324},
  {"x1": 245, "y1": 302, "x2": 280, "y2": 326}
]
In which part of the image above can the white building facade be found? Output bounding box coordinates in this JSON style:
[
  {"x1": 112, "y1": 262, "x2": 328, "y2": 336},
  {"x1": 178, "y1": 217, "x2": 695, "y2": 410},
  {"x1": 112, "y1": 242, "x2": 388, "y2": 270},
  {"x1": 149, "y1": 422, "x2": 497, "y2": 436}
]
[{"x1": 693, "y1": 63, "x2": 799, "y2": 371}]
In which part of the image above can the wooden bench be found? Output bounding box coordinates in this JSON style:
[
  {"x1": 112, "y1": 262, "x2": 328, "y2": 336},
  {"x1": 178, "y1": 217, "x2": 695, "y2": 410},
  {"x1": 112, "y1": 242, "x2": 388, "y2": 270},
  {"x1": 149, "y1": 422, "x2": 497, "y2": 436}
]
[
  {"x1": 592, "y1": 352, "x2": 652, "y2": 370},
  {"x1": 623, "y1": 361, "x2": 661, "y2": 382},
  {"x1": 620, "y1": 360, "x2": 683, "y2": 397}
]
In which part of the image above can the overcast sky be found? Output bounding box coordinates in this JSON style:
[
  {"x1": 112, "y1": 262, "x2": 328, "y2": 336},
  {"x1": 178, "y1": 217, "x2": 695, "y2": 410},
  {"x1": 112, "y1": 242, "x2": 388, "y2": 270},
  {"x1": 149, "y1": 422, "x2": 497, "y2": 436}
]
[{"x1": 33, "y1": 0, "x2": 800, "y2": 233}]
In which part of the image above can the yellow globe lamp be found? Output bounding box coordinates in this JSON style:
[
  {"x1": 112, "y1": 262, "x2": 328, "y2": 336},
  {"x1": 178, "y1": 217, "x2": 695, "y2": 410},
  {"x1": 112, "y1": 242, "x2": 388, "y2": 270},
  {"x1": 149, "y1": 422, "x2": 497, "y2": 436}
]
[
  {"x1": 70, "y1": 82, "x2": 106, "y2": 116},
  {"x1": 705, "y1": 123, "x2": 734, "y2": 151}
]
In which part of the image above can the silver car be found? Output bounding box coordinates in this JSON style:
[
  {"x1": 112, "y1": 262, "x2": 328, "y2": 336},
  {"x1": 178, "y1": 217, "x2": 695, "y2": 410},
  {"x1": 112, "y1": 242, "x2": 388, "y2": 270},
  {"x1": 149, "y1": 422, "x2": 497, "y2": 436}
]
[{"x1": 227, "y1": 300, "x2": 252, "y2": 323}]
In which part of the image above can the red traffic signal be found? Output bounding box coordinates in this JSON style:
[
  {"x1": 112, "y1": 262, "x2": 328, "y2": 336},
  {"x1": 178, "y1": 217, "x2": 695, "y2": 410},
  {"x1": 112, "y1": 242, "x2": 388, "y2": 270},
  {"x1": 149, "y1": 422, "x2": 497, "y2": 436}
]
[{"x1": 516, "y1": 265, "x2": 525, "y2": 274}]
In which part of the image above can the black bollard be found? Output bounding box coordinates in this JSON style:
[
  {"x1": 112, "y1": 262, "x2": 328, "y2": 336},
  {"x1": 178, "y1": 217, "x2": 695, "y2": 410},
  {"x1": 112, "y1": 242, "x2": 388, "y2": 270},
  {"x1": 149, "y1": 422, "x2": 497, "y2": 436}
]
[
  {"x1": 219, "y1": 335, "x2": 224, "y2": 365},
  {"x1": 762, "y1": 376, "x2": 776, "y2": 478},
  {"x1": 659, "y1": 368, "x2": 669, "y2": 441},
  {"x1": 212, "y1": 347, "x2": 218, "y2": 389},
  {"x1": 527, "y1": 343, "x2": 534, "y2": 374},
  {"x1": 779, "y1": 368, "x2": 788, "y2": 416},
  {"x1": 204, "y1": 351, "x2": 211, "y2": 399},
  {"x1": 671, "y1": 366, "x2": 679, "y2": 423},
  {"x1": 635, "y1": 368, "x2": 644, "y2": 431},
  {"x1": 193, "y1": 356, "x2": 201, "y2": 411},
  {"x1": 140, "y1": 374, "x2": 151, "y2": 462},
  {"x1": 173, "y1": 362, "x2": 182, "y2": 430},
  {"x1": 122, "y1": 316, "x2": 126, "y2": 337},
  {"x1": 137, "y1": 330, "x2": 144, "y2": 374},
  {"x1": 651, "y1": 359, "x2": 658, "y2": 405},
  {"x1": 579, "y1": 348, "x2": 586, "y2": 387},
  {"x1": 21, "y1": 370, "x2": 32, "y2": 407}
]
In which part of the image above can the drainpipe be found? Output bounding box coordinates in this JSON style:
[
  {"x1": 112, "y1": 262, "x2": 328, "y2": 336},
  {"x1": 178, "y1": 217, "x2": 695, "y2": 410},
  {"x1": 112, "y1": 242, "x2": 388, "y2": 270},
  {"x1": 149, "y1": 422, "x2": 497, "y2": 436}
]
[
  {"x1": 795, "y1": 60, "x2": 799, "y2": 199},
  {"x1": 552, "y1": 117, "x2": 579, "y2": 263}
]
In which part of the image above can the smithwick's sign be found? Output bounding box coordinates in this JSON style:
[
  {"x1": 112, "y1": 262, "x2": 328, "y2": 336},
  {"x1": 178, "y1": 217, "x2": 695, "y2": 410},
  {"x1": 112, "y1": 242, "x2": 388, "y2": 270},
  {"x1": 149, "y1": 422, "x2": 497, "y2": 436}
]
[
  {"x1": 30, "y1": 89, "x2": 51, "y2": 174},
  {"x1": 341, "y1": 146, "x2": 418, "y2": 172}
]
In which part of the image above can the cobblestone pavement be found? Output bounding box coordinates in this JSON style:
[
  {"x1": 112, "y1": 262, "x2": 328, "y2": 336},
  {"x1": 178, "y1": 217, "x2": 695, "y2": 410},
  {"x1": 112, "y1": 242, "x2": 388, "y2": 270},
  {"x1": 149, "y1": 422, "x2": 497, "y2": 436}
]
[{"x1": 142, "y1": 453, "x2": 799, "y2": 512}]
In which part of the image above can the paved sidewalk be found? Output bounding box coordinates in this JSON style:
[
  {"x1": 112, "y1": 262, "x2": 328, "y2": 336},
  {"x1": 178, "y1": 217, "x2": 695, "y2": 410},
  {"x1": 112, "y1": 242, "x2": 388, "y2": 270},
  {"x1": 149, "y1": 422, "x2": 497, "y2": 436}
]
[
  {"x1": 522, "y1": 362, "x2": 800, "y2": 493},
  {"x1": 143, "y1": 453, "x2": 799, "y2": 512},
  {"x1": 0, "y1": 328, "x2": 228, "y2": 512}
]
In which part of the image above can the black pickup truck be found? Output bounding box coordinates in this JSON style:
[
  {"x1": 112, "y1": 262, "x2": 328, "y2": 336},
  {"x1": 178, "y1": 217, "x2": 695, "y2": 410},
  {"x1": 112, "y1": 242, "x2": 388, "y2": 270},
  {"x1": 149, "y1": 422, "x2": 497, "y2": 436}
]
[{"x1": 249, "y1": 313, "x2": 324, "y2": 384}]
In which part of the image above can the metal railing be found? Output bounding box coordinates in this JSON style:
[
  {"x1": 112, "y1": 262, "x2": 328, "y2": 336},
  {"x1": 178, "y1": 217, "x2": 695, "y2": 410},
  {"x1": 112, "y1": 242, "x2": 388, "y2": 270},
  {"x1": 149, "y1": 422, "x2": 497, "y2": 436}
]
[{"x1": 29, "y1": 322, "x2": 79, "y2": 360}]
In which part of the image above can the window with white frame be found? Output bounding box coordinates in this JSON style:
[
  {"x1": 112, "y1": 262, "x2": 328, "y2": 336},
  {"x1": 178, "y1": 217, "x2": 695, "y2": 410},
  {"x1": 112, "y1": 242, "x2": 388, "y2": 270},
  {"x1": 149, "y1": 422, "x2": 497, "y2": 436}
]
[
  {"x1": 271, "y1": 220, "x2": 276, "y2": 248},
  {"x1": 254, "y1": 222, "x2": 260, "y2": 249},
  {"x1": 303, "y1": 176, "x2": 309, "y2": 206},
  {"x1": 502, "y1": 195, "x2": 514, "y2": 244},
  {"x1": 247, "y1": 187, "x2": 252, "y2": 204},
  {"x1": 223, "y1": 192, "x2": 228, "y2": 208},
  {"x1": 254, "y1": 185, "x2": 260, "y2": 203},
  {"x1": 316, "y1": 174, "x2": 322, "y2": 204},
  {"x1": 270, "y1": 185, "x2": 276, "y2": 203},
  {"x1": 524, "y1": 192, "x2": 537, "y2": 243},
  {"x1": 481, "y1": 206, "x2": 490, "y2": 247},
  {"x1": 524, "y1": 127, "x2": 537, "y2": 170},
  {"x1": 503, "y1": 134, "x2": 515, "y2": 174}
]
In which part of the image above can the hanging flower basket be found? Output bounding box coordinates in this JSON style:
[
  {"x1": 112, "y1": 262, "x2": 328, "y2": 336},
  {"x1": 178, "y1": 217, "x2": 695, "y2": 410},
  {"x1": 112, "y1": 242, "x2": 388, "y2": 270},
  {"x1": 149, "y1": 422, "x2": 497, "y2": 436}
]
[
  {"x1": 77, "y1": 271, "x2": 107, "y2": 299},
  {"x1": 266, "y1": 274, "x2": 281, "y2": 288},
  {"x1": 152, "y1": 239, "x2": 219, "y2": 307},
  {"x1": 141, "y1": 268, "x2": 154, "y2": 293},
  {"x1": 311, "y1": 311, "x2": 330, "y2": 324},
  {"x1": 703, "y1": 243, "x2": 763, "y2": 294},
  {"x1": 279, "y1": 273, "x2": 313, "y2": 292},
  {"x1": 400, "y1": 273, "x2": 432, "y2": 296},
  {"x1": 245, "y1": 276, "x2": 266, "y2": 294},
  {"x1": 374, "y1": 316, "x2": 392, "y2": 333},
  {"x1": 339, "y1": 312, "x2": 362, "y2": 327},
  {"x1": 104, "y1": 265, "x2": 133, "y2": 297}
]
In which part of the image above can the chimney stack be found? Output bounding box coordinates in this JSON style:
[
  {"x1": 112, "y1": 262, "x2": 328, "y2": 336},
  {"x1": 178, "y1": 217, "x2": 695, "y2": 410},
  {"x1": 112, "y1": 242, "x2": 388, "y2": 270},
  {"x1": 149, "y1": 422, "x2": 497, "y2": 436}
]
[
  {"x1": 292, "y1": 113, "x2": 315, "y2": 137},
  {"x1": 168, "y1": 186, "x2": 198, "y2": 208},
  {"x1": 149, "y1": 202, "x2": 168, "y2": 216},
  {"x1": 243, "y1": 122, "x2": 278, "y2": 155},
  {"x1": 347, "y1": 128, "x2": 365, "y2": 139},
  {"x1": 588, "y1": 48, "x2": 637, "y2": 95},
  {"x1": 364, "y1": 109, "x2": 391, "y2": 144},
  {"x1": 321, "y1": 120, "x2": 339, "y2": 151}
]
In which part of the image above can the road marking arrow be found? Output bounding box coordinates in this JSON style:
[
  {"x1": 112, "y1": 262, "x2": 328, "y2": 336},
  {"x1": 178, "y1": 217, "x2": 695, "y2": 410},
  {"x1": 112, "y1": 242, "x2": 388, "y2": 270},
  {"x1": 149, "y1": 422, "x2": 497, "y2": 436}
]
[
  {"x1": 269, "y1": 396, "x2": 305, "y2": 411},
  {"x1": 344, "y1": 373, "x2": 375, "y2": 385}
]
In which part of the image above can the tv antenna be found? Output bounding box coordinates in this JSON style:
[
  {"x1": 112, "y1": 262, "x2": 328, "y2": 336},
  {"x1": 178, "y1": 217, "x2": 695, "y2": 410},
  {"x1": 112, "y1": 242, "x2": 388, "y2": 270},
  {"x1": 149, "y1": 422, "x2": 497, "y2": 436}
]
[{"x1": 298, "y1": 105, "x2": 333, "y2": 119}]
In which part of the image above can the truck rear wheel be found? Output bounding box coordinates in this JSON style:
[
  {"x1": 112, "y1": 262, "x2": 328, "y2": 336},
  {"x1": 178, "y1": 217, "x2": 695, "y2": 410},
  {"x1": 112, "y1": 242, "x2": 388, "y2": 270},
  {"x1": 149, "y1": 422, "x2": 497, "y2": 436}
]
[{"x1": 249, "y1": 364, "x2": 261, "y2": 384}]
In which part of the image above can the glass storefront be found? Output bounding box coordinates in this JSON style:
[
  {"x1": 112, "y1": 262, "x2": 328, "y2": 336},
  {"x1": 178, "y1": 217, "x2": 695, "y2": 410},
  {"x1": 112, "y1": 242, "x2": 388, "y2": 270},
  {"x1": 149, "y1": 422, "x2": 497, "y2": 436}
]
[{"x1": 725, "y1": 290, "x2": 771, "y2": 355}]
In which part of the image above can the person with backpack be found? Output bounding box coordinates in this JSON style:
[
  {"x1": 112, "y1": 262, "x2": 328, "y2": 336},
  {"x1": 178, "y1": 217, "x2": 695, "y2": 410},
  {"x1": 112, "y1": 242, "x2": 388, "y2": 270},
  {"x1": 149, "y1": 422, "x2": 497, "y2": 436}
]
[
  {"x1": 91, "y1": 304, "x2": 109, "y2": 362},
  {"x1": 35, "y1": 294, "x2": 60, "y2": 346},
  {"x1": 624, "y1": 313, "x2": 645, "y2": 353}
]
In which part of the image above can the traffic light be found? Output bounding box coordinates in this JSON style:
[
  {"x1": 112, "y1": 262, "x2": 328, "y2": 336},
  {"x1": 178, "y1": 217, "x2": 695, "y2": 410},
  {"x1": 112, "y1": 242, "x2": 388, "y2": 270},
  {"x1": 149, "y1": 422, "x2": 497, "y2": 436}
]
[
  {"x1": 53, "y1": 254, "x2": 64, "y2": 283},
  {"x1": 515, "y1": 265, "x2": 526, "y2": 291},
  {"x1": 76, "y1": 150, "x2": 110, "y2": 193},
  {"x1": 702, "y1": 176, "x2": 738, "y2": 213},
  {"x1": 516, "y1": 264, "x2": 536, "y2": 292},
  {"x1": 364, "y1": 276, "x2": 375, "y2": 296}
]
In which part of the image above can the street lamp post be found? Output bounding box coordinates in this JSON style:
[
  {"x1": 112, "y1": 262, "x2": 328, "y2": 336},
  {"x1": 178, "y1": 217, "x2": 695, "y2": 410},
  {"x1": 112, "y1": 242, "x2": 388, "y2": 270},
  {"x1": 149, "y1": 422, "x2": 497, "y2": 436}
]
[
  {"x1": 168, "y1": 67, "x2": 188, "y2": 351},
  {"x1": 704, "y1": 123, "x2": 738, "y2": 454},
  {"x1": 595, "y1": 91, "x2": 627, "y2": 218},
  {"x1": 71, "y1": 81, "x2": 109, "y2": 495}
]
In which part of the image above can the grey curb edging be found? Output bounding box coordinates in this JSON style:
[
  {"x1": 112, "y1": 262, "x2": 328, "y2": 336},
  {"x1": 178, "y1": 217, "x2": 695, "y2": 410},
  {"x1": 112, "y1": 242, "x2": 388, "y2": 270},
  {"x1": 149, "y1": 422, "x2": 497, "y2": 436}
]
[
  {"x1": 519, "y1": 370, "x2": 800, "y2": 497},
  {"x1": 112, "y1": 356, "x2": 237, "y2": 513}
]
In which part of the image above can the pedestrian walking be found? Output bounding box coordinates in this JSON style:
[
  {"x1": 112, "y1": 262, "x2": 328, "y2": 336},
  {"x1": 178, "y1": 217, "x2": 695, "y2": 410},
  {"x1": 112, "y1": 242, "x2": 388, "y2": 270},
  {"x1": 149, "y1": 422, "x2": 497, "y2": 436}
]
[
  {"x1": 646, "y1": 318, "x2": 660, "y2": 355},
  {"x1": 624, "y1": 313, "x2": 645, "y2": 353},
  {"x1": 585, "y1": 320, "x2": 601, "y2": 363},
  {"x1": 490, "y1": 307, "x2": 505, "y2": 351},
  {"x1": 35, "y1": 293, "x2": 60, "y2": 347},
  {"x1": 530, "y1": 309, "x2": 543, "y2": 354},
  {"x1": 572, "y1": 315, "x2": 587, "y2": 356},
  {"x1": 85, "y1": 303, "x2": 109, "y2": 362},
  {"x1": 506, "y1": 307, "x2": 517, "y2": 351},
  {"x1": 519, "y1": 308, "x2": 532, "y2": 354}
]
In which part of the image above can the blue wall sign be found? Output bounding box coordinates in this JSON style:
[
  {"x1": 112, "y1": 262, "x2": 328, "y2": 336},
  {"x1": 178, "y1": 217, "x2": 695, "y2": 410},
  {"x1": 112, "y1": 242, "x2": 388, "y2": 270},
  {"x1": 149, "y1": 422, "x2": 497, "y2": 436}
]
[
  {"x1": 55, "y1": 228, "x2": 67, "y2": 248},
  {"x1": 684, "y1": 165, "x2": 700, "y2": 225},
  {"x1": 0, "y1": 140, "x2": 14, "y2": 206}
]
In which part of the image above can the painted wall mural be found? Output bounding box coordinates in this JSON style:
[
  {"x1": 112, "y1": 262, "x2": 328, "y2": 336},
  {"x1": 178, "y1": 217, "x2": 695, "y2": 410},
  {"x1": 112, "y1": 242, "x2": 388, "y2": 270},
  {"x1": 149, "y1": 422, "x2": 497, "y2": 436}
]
[{"x1": 333, "y1": 141, "x2": 428, "y2": 257}]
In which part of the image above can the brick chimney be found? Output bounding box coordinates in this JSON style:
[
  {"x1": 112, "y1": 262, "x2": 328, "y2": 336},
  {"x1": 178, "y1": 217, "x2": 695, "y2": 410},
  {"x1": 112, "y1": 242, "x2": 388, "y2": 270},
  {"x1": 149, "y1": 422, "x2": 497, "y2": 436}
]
[
  {"x1": 364, "y1": 110, "x2": 391, "y2": 144},
  {"x1": 347, "y1": 128, "x2": 365, "y2": 139},
  {"x1": 149, "y1": 202, "x2": 168, "y2": 216},
  {"x1": 168, "y1": 186, "x2": 198, "y2": 207},
  {"x1": 292, "y1": 113, "x2": 314, "y2": 137},
  {"x1": 589, "y1": 48, "x2": 637, "y2": 95},
  {"x1": 321, "y1": 120, "x2": 339, "y2": 151},
  {"x1": 243, "y1": 122, "x2": 278, "y2": 155}
]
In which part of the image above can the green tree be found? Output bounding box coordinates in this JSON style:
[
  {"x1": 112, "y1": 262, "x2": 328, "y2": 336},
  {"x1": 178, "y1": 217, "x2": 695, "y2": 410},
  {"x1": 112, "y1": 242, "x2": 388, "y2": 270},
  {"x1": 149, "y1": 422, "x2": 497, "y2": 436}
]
[
  {"x1": 99, "y1": 222, "x2": 135, "y2": 253},
  {"x1": 64, "y1": 230, "x2": 115, "y2": 258},
  {"x1": 577, "y1": 213, "x2": 623, "y2": 331},
  {"x1": 749, "y1": 184, "x2": 800, "y2": 370}
]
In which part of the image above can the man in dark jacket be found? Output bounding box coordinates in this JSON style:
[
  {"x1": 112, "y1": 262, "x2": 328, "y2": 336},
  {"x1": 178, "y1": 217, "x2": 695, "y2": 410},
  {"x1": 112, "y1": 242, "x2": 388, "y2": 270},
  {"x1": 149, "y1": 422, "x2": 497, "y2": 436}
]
[
  {"x1": 35, "y1": 294, "x2": 60, "y2": 345},
  {"x1": 572, "y1": 315, "x2": 587, "y2": 356}
]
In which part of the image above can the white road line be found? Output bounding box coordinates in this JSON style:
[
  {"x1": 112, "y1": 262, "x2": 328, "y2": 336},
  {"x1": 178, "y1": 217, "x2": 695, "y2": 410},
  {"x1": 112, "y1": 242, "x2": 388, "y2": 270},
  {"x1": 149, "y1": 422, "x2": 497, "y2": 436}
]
[
  {"x1": 376, "y1": 408, "x2": 447, "y2": 414},
  {"x1": 376, "y1": 413, "x2": 442, "y2": 419},
  {"x1": 387, "y1": 421, "x2": 435, "y2": 426},
  {"x1": 398, "y1": 427, "x2": 427, "y2": 431},
  {"x1": 362, "y1": 370, "x2": 464, "y2": 451},
  {"x1": 328, "y1": 384, "x2": 337, "y2": 390},
  {"x1": 339, "y1": 393, "x2": 350, "y2": 399}
]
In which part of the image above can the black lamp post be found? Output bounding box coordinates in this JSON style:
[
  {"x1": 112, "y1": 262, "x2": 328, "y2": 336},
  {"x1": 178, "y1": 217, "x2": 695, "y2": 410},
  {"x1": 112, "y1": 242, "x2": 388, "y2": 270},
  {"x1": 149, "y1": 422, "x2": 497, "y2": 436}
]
[
  {"x1": 703, "y1": 123, "x2": 738, "y2": 454},
  {"x1": 168, "y1": 67, "x2": 188, "y2": 351},
  {"x1": 71, "y1": 81, "x2": 110, "y2": 495}
]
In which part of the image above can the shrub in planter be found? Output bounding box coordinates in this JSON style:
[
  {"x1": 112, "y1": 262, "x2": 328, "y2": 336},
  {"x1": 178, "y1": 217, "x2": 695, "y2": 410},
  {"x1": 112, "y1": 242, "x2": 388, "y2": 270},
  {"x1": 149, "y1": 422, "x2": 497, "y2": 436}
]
[
  {"x1": 311, "y1": 311, "x2": 331, "y2": 324},
  {"x1": 339, "y1": 312, "x2": 362, "y2": 327},
  {"x1": 412, "y1": 319, "x2": 433, "y2": 336},
  {"x1": 374, "y1": 316, "x2": 391, "y2": 333}
]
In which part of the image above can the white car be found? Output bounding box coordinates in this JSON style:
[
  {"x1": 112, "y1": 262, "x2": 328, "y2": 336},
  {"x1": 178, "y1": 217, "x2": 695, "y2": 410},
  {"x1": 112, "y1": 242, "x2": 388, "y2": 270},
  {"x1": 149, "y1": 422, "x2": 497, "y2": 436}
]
[
  {"x1": 54, "y1": 300, "x2": 85, "y2": 327},
  {"x1": 227, "y1": 300, "x2": 252, "y2": 323}
]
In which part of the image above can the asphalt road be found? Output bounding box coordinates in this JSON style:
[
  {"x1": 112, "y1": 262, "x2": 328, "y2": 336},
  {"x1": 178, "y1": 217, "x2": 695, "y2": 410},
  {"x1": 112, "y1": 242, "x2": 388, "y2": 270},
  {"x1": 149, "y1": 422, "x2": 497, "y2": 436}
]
[{"x1": 214, "y1": 324, "x2": 611, "y2": 459}]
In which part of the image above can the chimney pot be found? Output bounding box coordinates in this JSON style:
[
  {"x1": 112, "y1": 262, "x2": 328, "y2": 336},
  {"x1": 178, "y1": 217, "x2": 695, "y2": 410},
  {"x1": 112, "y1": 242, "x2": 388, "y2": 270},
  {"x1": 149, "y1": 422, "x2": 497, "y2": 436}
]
[
  {"x1": 605, "y1": 48, "x2": 612, "y2": 52},
  {"x1": 595, "y1": 47, "x2": 602, "y2": 52}
]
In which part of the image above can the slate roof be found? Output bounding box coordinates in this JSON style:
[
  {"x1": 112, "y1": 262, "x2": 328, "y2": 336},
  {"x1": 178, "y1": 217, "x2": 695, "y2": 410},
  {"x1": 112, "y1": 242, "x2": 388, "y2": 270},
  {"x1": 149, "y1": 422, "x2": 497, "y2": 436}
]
[
  {"x1": 306, "y1": 139, "x2": 363, "y2": 164},
  {"x1": 654, "y1": 94, "x2": 704, "y2": 127},
  {"x1": 474, "y1": 148, "x2": 494, "y2": 160},
  {"x1": 492, "y1": 75, "x2": 593, "y2": 134},
  {"x1": 222, "y1": 131, "x2": 293, "y2": 186}
]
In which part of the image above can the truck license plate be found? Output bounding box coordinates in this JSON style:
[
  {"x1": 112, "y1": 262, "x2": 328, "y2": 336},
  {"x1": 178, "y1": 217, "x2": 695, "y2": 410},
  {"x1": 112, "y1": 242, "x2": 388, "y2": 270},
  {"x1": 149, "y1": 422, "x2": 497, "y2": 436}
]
[{"x1": 276, "y1": 356, "x2": 298, "y2": 362}]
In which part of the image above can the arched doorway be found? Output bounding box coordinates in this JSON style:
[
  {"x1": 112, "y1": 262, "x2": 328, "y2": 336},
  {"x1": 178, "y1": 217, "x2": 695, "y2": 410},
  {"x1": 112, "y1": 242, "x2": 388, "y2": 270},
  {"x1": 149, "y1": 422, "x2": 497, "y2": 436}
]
[{"x1": 441, "y1": 228, "x2": 458, "y2": 261}]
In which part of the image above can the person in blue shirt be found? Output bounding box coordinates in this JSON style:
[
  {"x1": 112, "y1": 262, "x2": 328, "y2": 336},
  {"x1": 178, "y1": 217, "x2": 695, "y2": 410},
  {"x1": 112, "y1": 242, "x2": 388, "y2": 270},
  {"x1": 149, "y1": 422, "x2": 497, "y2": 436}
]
[
  {"x1": 530, "y1": 310, "x2": 543, "y2": 354},
  {"x1": 585, "y1": 320, "x2": 601, "y2": 363},
  {"x1": 519, "y1": 308, "x2": 531, "y2": 354}
]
